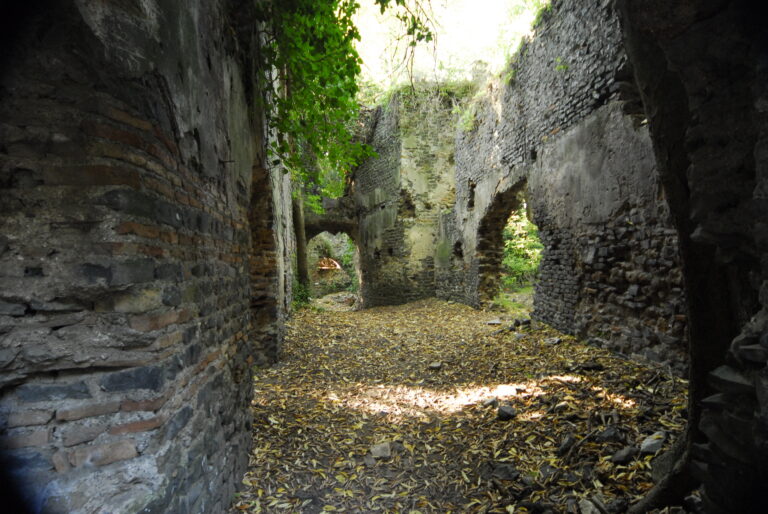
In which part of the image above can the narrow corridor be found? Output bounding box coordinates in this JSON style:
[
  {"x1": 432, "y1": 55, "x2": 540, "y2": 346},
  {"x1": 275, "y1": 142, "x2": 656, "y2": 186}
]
[{"x1": 233, "y1": 300, "x2": 686, "y2": 513}]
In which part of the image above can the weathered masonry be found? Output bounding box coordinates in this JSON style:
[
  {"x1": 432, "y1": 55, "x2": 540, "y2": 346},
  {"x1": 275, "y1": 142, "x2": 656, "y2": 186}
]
[
  {"x1": 348, "y1": 1, "x2": 688, "y2": 371},
  {"x1": 1, "y1": 0, "x2": 768, "y2": 512},
  {"x1": 0, "y1": 1, "x2": 292, "y2": 512},
  {"x1": 351, "y1": 92, "x2": 458, "y2": 307}
]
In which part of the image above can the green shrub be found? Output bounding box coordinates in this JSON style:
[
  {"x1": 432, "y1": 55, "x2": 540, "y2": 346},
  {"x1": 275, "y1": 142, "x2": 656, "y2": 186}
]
[
  {"x1": 339, "y1": 238, "x2": 360, "y2": 292},
  {"x1": 292, "y1": 281, "x2": 312, "y2": 310},
  {"x1": 501, "y1": 207, "x2": 543, "y2": 289}
]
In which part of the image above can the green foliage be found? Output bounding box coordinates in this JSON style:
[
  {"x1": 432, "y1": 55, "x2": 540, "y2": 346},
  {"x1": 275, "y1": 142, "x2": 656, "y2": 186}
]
[
  {"x1": 255, "y1": 1, "x2": 435, "y2": 198},
  {"x1": 257, "y1": 1, "x2": 372, "y2": 181},
  {"x1": 554, "y1": 56, "x2": 568, "y2": 72},
  {"x1": 503, "y1": 67, "x2": 518, "y2": 84},
  {"x1": 530, "y1": 0, "x2": 553, "y2": 28},
  {"x1": 339, "y1": 237, "x2": 359, "y2": 292},
  {"x1": 374, "y1": 0, "x2": 434, "y2": 46},
  {"x1": 315, "y1": 237, "x2": 336, "y2": 259},
  {"x1": 340, "y1": 238, "x2": 356, "y2": 270},
  {"x1": 454, "y1": 102, "x2": 478, "y2": 132},
  {"x1": 501, "y1": 206, "x2": 543, "y2": 289},
  {"x1": 292, "y1": 280, "x2": 312, "y2": 310},
  {"x1": 384, "y1": 80, "x2": 479, "y2": 133},
  {"x1": 491, "y1": 292, "x2": 530, "y2": 317}
]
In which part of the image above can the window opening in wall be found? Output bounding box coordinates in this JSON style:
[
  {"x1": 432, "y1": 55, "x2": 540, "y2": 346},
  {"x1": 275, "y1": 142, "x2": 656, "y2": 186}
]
[
  {"x1": 304, "y1": 231, "x2": 360, "y2": 309},
  {"x1": 490, "y1": 201, "x2": 542, "y2": 317},
  {"x1": 467, "y1": 180, "x2": 476, "y2": 210},
  {"x1": 452, "y1": 241, "x2": 463, "y2": 260}
]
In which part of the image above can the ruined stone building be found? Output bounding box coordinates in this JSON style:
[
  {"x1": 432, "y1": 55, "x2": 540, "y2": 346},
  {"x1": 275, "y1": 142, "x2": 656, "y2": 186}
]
[{"x1": 1, "y1": 0, "x2": 766, "y2": 512}]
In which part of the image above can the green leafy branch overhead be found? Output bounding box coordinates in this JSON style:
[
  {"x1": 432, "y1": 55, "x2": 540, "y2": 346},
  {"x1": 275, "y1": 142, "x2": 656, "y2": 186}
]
[{"x1": 254, "y1": 0, "x2": 434, "y2": 206}]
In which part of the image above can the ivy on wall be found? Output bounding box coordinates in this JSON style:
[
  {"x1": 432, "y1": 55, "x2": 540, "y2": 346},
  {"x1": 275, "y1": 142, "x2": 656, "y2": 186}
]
[{"x1": 254, "y1": 0, "x2": 434, "y2": 207}]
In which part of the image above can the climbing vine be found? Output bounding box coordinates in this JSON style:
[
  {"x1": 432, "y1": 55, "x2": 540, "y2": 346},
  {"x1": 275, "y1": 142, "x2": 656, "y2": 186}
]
[{"x1": 254, "y1": 0, "x2": 434, "y2": 205}]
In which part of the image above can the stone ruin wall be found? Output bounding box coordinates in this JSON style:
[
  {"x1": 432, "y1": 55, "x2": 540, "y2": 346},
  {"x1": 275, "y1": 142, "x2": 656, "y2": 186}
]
[
  {"x1": 444, "y1": 0, "x2": 688, "y2": 370},
  {"x1": 0, "y1": 2, "x2": 293, "y2": 512},
  {"x1": 351, "y1": 0, "x2": 689, "y2": 370},
  {"x1": 353, "y1": 93, "x2": 456, "y2": 307}
]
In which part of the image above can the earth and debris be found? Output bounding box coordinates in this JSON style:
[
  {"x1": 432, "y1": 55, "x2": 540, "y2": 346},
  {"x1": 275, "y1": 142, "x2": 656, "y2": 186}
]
[{"x1": 232, "y1": 299, "x2": 688, "y2": 513}]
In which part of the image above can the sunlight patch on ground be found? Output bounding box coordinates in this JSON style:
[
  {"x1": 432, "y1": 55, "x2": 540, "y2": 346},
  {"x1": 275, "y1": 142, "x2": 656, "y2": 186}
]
[
  {"x1": 234, "y1": 299, "x2": 687, "y2": 513},
  {"x1": 329, "y1": 374, "x2": 635, "y2": 422}
]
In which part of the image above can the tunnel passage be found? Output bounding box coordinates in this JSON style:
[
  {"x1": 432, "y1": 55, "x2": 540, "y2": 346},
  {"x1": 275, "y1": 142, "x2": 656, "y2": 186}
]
[{"x1": 0, "y1": 0, "x2": 766, "y2": 511}]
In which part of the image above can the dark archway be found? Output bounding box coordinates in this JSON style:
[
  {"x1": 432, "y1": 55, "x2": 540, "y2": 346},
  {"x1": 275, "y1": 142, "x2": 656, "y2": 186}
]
[{"x1": 476, "y1": 180, "x2": 529, "y2": 306}]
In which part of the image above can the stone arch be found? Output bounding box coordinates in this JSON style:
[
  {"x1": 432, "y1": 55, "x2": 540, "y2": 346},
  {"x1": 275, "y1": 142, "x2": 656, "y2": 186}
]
[
  {"x1": 305, "y1": 230, "x2": 360, "y2": 298},
  {"x1": 476, "y1": 179, "x2": 529, "y2": 305}
]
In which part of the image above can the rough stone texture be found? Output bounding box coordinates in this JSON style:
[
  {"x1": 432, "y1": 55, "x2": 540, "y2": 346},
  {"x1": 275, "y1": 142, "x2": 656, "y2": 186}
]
[
  {"x1": 617, "y1": 0, "x2": 768, "y2": 510},
  {"x1": 351, "y1": 92, "x2": 457, "y2": 307},
  {"x1": 349, "y1": 0, "x2": 688, "y2": 370},
  {"x1": 435, "y1": 0, "x2": 688, "y2": 370},
  {"x1": 0, "y1": 1, "x2": 292, "y2": 512}
]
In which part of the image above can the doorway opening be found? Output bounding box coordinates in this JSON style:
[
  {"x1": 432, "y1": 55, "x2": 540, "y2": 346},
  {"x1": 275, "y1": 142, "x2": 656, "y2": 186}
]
[
  {"x1": 492, "y1": 202, "x2": 543, "y2": 317},
  {"x1": 306, "y1": 231, "x2": 360, "y2": 309}
]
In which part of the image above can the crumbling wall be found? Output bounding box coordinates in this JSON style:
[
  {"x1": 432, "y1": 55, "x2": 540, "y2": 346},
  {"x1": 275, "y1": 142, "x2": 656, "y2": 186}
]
[
  {"x1": 0, "y1": 2, "x2": 291, "y2": 512},
  {"x1": 617, "y1": 0, "x2": 768, "y2": 509},
  {"x1": 354, "y1": 92, "x2": 457, "y2": 307},
  {"x1": 439, "y1": 0, "x2": 688, "y2": 369}
]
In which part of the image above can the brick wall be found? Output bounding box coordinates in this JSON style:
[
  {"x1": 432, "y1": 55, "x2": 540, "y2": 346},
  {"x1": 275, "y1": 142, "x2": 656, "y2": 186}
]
[
  {"x1": 441, "y1": 0, "x2": 688, "y2": 371},
  {"x1": 0, "y1": 2, "x2": 291, "y2": 512},
  {"x1": 354, "y1": 90, "x2": 458, "y2": 307}
]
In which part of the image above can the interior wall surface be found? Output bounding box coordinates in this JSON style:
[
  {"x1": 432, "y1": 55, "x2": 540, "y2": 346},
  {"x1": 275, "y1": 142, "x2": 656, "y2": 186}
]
[
  {"x1": 0, "y1": 1, "x2": 292, "y2": 512},
  {"x1": 617, "y1": 0, "x2": 768, "y2": 510},
  {"x1": 438, "y1": 0, "x2": 688, "y2": 369}
]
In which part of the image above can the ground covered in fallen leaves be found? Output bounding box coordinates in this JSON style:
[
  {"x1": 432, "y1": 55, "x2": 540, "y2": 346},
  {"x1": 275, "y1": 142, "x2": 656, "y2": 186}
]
[{"x1": 233, "y1": 299, "x2": 687, "y2": 513}]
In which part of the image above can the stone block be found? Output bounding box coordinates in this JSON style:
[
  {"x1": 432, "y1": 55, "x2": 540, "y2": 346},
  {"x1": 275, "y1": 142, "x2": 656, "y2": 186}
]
[
  {"x1": 52, "y1": 450, "x2": 71, "y2": 472},
  {"x1": 154, "y1": 331, "x2": 183, "y2": 350},
  {"x1": 79, "y1": 263, "x2": 112, "y2": 285},
  {"x1": 56, "y1": 401, "x2": 120, "y2": 421},
  {"x1": 120, "y1": 392, "x2": 170, "y2": 412},
  {"x1": 100, "y1": 366, "x2": 164, "y2": 393},
  {"x1": 17, "y1": 382, "x2": 91, "y2": 403},
  {"x1": 155, "y1": 263, "x2": 183, "y2": 281},
  {"x1": 43, "y1": 164, "x2": 141, "y2": 189},
  {"x1": 164, "y1": 406, "x2": 193, "y2": 441},
  {"x1": 108, "y1": 415, "x2": 165, "y2": 435},
  {"x1": 101, "y1": 289, "x2": 163, "y2": 313},
  {"x1": 708, "y1": 365, "x2": 754, "y2": 394},
  {"x1": 69, "y1": 440, "x2": 137, "y2": 467},
  {"x1": 154, "y1": 200, "x2": 184, "y2": 229},
  {"x1": 162, "y1": 286, "x2": 182, "y2": 307},
  {"x1": 116, "y1": 221, "x2": 161, "y2": 239},
  {"x1": 129, "y1": 310, "x2": 182, "y2": 332},
  {"x1": 0, "y1": 427, "x2": 51, "y2": 448},
  {"x1": 110, "y1": 259, "x2": 156, "y2": 286},
  {"x1": 0, "y1": 300, "x2": 26, "y2": 316},
  {"x1": 6, "y1": 409, "x2": 53, "y2": 427},
  {"x1": 61, "y1": 424, "x2": 106, "y2": 447},
  {"x1": 97, "y1": 189, "x2": 156, "y2": 220}
]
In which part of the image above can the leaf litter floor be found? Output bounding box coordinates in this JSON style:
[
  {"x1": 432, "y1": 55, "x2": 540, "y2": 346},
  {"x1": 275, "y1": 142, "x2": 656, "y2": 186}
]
[{"x1": 232, "y1": 299, "x2": 687, "y2": 513}]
